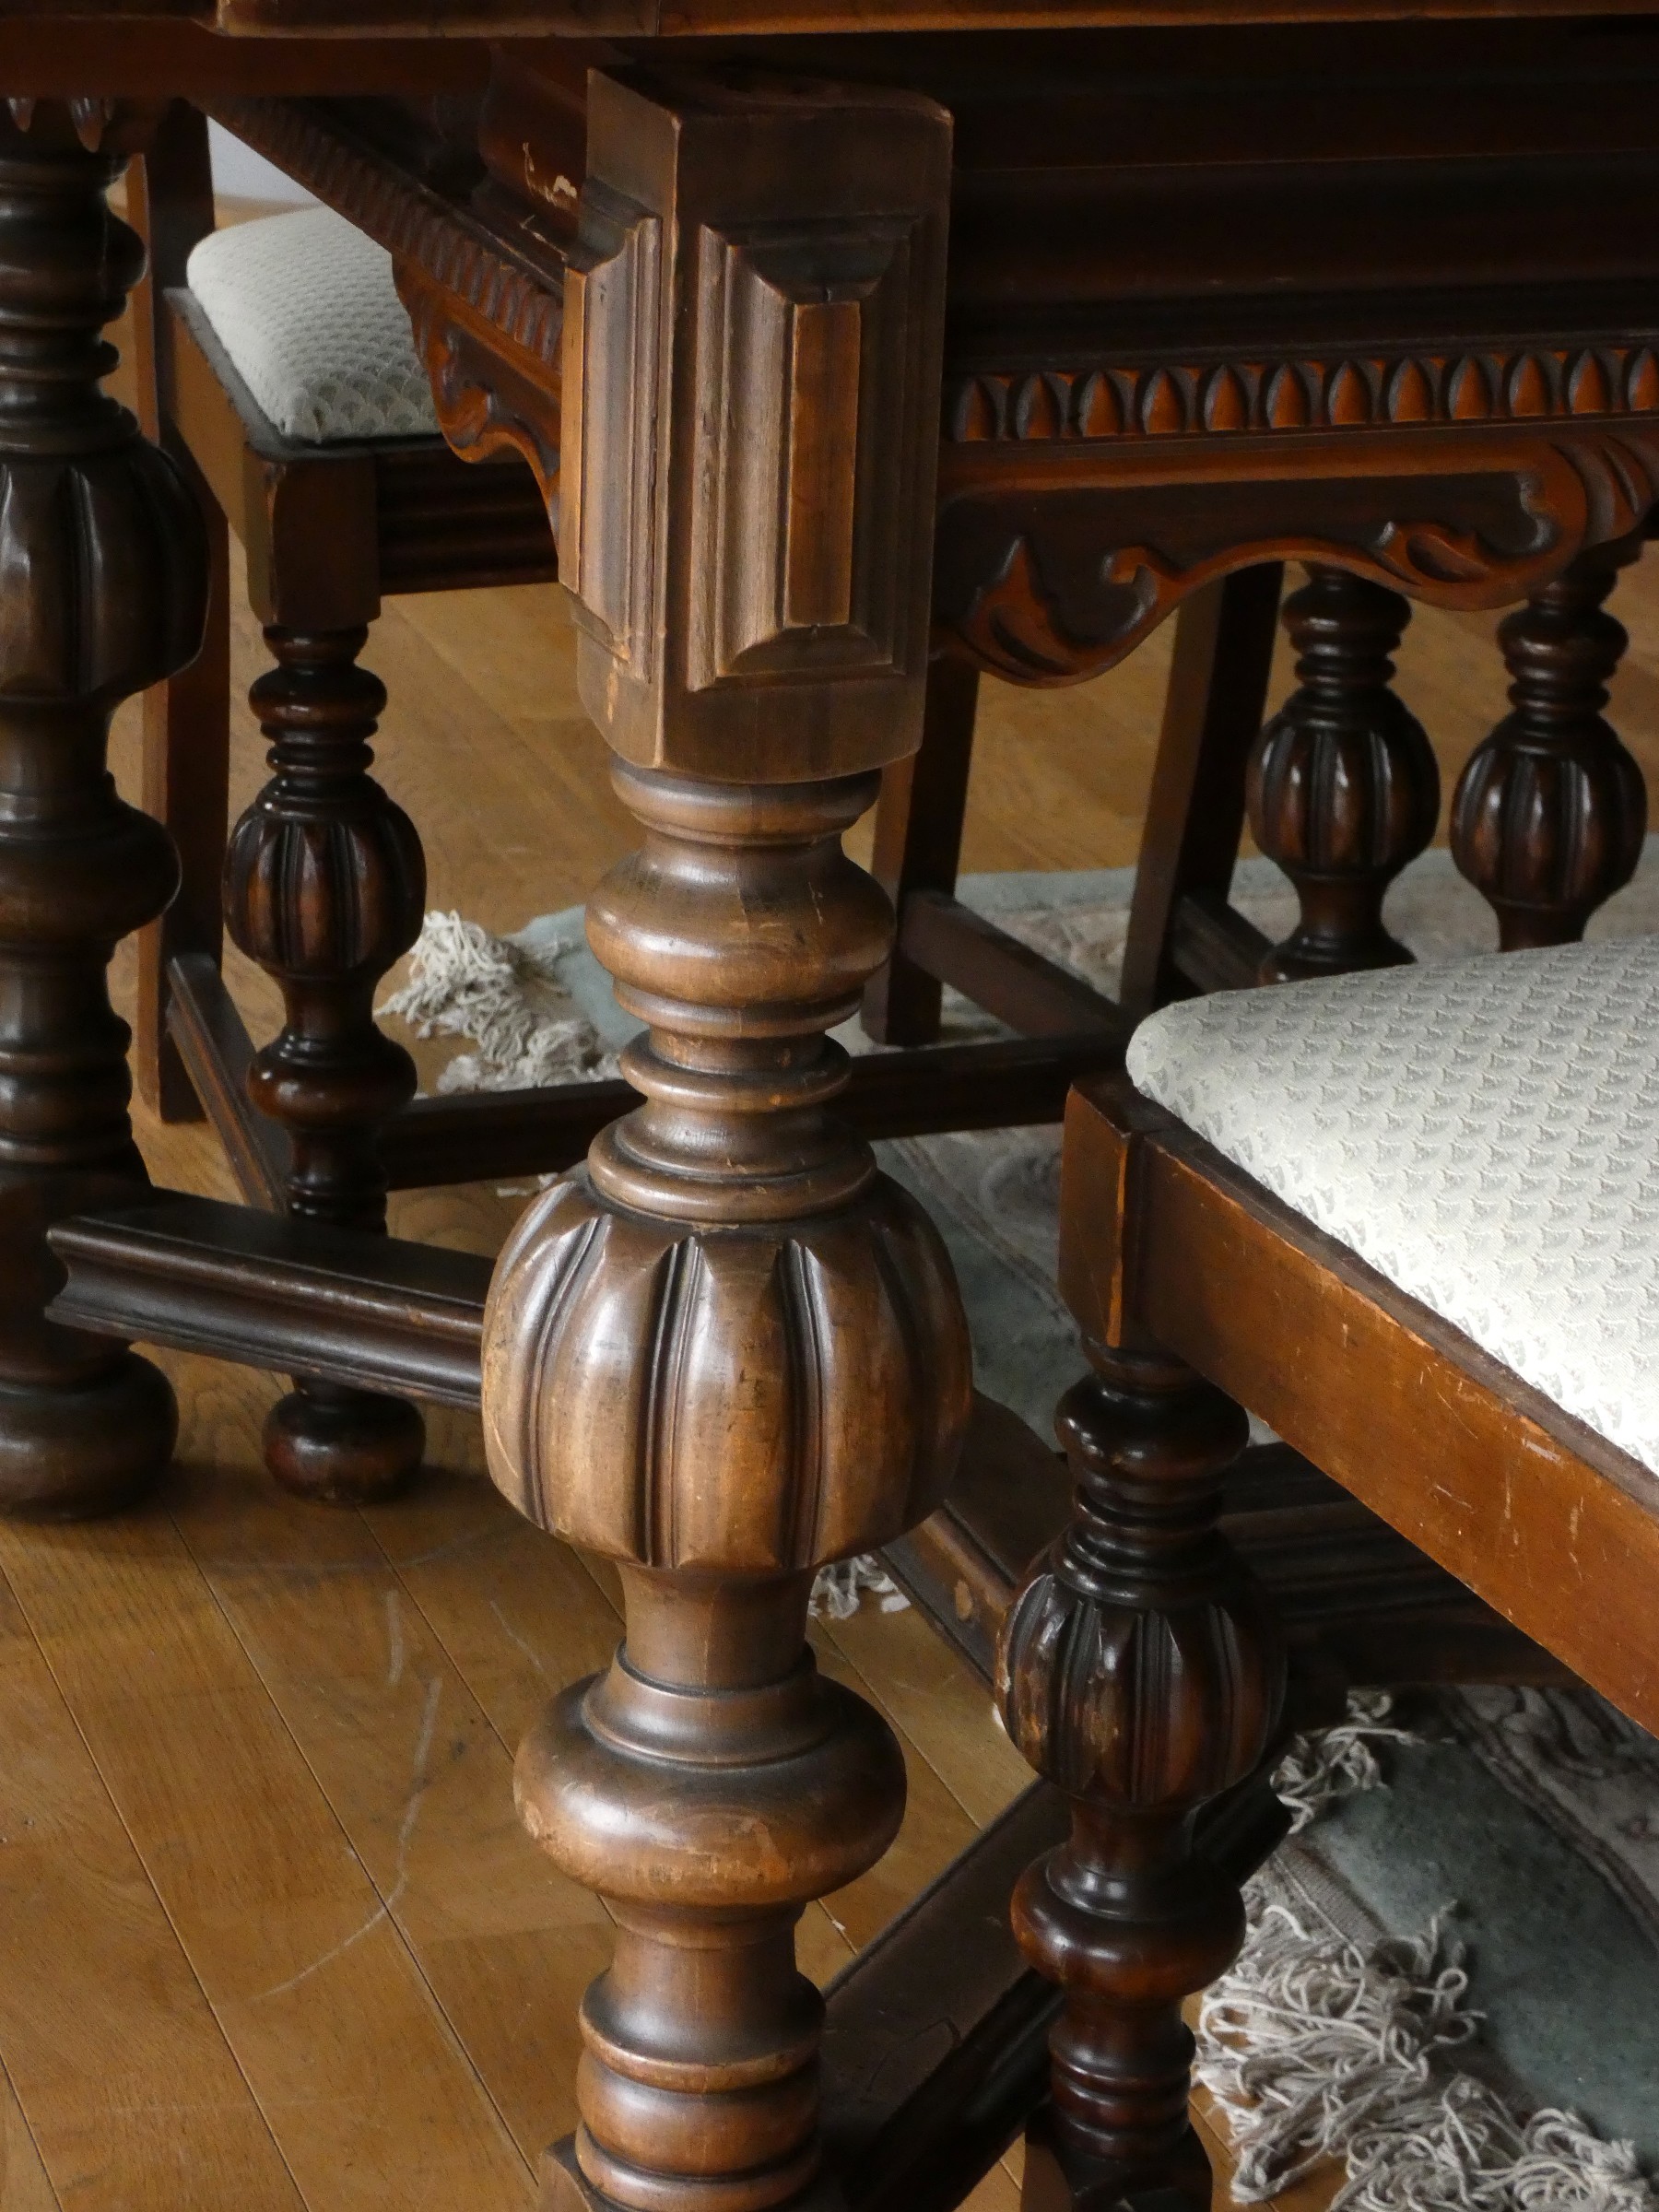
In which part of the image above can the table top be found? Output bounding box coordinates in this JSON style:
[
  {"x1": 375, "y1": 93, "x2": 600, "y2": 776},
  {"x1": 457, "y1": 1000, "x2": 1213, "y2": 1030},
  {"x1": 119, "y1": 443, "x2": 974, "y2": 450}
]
[{"x1": 15, "y1": 0, "x2": 1659, "y2": 44}]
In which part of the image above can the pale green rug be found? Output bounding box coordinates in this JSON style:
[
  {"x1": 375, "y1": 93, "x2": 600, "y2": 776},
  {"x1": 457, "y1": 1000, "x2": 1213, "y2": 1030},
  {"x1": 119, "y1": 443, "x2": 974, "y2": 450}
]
[{"x1": 381, "y1": 844, "x2": 1659, "y2": 2205}]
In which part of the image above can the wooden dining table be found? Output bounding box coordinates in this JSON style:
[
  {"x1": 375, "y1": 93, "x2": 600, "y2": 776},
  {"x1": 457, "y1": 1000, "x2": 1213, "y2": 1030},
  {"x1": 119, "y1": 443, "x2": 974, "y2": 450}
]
[{"x1": 8, "y1": 6, "x2": 1659, "y2": 2208}]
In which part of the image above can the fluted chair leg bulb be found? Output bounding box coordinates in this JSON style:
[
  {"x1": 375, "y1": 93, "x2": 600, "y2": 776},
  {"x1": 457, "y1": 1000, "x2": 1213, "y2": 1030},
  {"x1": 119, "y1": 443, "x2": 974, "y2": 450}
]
[
  {"x1": 1248, "y1": 566, "x2": 1440, "y2": 982},
  {"x1": 997, "y1": 1343, "x2": 1286, "y2": 2212},
  {"x1": 0, "y1": 104, "x2": 206, "y2": 1517},
  {"x1": 1452, "y1": 535, "x2": 1646, "y2": 948},
  {"x1": 224, "y1": 623, "x2": 427, "y2": 1503}
]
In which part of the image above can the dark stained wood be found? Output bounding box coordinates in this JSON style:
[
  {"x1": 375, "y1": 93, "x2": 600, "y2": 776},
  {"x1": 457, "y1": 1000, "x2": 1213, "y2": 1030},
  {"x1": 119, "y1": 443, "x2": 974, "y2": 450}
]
[
  {"x1": 887, "y1": 1400, "x2": 1561, "y2": 1697},
  {"x1": 137, "y1": 434, "x2": 230, "y2": 1122},
  {"x1": 133, "y1": 163, "x2": 552, "y2": 1503},
  {"x1": 164, "y1": 951, "x2": 288, "y2": 1208},
  {"x1": 128, "y1": 112, "x2": 228, "y2": 1124},
  {"x1": 0, "y1": 22, "x2": 502, "y2": 96},
  {"x1": 29, "y1": 24, "x2": 1659, "y2": 2210},
  {"x1": 996, "y1": 1345, "x2": 1286, "y2": 2212},
  {"x1": 1453, "y1": 535, "x2": 1648, "y2": 947},
  {"x1": 48, "y1": 1191, "x2": 491, "y2": 1407},
  {"x1": 380, "y1": 1030, "x2": 1122, "y2": 1188},
  {"x1": 1120, "y1": 567, "x2": 1283, "y2": 1020},
  {"x1": 1248, "y1": 567, "x2": 1441, "y2": 981},
  {"x1": 192, "y1": 3, "x2": 1659, "y2": 41},
  {"x1": 895, "y1": 893, "x2": 1128, "y2": 1043},
  {"x1": 46, "y1": 1173, "x2": 1565, "y2": 1735},
  {"x1": 224, "y1": 621, "x2": 428, "y2": 1502},
  {"x1": 1166, "y1": 889, "x2": 1272, "y2": 995},
  {"x1": 0, "y1": 101, "x2": 206, "y2": 1520},
  {"x1": 825, "y1": 1782, "x2": 1065, "y2": 2212},
  {"x1": 863, "y1": 656, "x2": 980, "y2": 1047}
]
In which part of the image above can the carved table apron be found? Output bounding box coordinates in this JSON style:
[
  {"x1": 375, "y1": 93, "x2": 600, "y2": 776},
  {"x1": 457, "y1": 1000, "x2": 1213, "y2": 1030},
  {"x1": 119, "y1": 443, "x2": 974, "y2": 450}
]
[{"x1": 9, "y1": 13, "x2": 1659, "y2": 2210}]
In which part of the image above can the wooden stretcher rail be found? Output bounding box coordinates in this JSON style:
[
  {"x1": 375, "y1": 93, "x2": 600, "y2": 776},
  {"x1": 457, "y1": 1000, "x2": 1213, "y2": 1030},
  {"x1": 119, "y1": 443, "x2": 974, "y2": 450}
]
[
  {"x1": 168, "y1": 949, "x2": 1120, "y2": 1194},
  {"x1": 385, "y1": 1030, "x2": 1121, "y2": 1182},
  {"x1": 897, "y1": 888, "x2": 1128, "y2": 1042},
  {"x1": 167, "y1": 953, "x2": 288, "y2": 1208},
  {"x1": 49, "y1": 1193, "x2": 491, "y2": 1406}
]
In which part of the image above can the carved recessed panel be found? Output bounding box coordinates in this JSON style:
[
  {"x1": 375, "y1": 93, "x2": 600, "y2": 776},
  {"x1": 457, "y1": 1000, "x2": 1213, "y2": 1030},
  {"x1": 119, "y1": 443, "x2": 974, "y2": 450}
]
[
  {"x1": 688, "y1": 218, "x2": 920, "y2": 692},
  {"x1": 559, "y1": 182, "x2": 662, "y2": 675}
]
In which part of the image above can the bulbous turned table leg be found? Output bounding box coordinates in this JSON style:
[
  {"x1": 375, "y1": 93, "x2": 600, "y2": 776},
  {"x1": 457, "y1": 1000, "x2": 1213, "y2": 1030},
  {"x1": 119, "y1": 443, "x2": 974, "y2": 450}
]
[
  {"x1": 1248, "y1": 566, "x2": 1441, "y2": 981},
  {"x1": 483, "y1": 765, "x2": 972, "y2": 2212},
  {"x1": 996, "y1": 1347, "x2": 1285, "y2": 2212},
  {"x1": 1452, "y1": 538, "x2": 1646, "y2": 949},
  {"x1": 0, "y1": 102, "x2": 206, "y2": 1517},
  {"x1": 225, "y1": 624, "x2": 427, "y2": 1503},
  {"x1": 453, "y1": 62, "x2": 958, "y2": 2212}
]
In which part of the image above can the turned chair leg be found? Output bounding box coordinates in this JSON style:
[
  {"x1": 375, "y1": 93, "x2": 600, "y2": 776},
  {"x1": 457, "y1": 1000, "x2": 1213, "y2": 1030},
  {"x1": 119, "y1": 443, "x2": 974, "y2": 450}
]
[
  {"x1": 224, "y1": 624, "x2": 427, "y2": 1503},
  {"x1": 1249, "y1": 565, "x2": 1441, "y2": 982},
  {"x1": 862, "y1": 655, "x2": 980, "y2": 1045},
  {"x1": 996, "y1": 1344, "x2": 1286, "y2": 2212},
  {"x1": 129, "y1": 104, "x2": 224, "y2": 1124},
  {"x1": 0, "y1": 105, "x2": 206, "y2": 1517},
  {"x1": 1452, "y1": 536, "x2": 1647, "y2": 947},
  {"x1": 135, "y1": 452, "x2": 230, "y2": 1123}
]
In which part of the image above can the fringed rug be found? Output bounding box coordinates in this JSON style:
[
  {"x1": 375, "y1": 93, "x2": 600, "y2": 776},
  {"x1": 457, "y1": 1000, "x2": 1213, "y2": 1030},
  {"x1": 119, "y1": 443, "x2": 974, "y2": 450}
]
[{"x1": 380, "y1": 845, "x2": 1659, "y2": 2208}]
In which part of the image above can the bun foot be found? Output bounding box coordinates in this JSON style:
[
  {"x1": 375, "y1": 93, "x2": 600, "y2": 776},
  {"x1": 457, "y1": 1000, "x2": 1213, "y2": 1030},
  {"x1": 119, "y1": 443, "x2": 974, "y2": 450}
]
[
  {"x1": 0, "y1": 1353, "x2": 178, "y2": 1522},
  {"x1": 264, "y1": 1382, "x2": 424, "y2": 1506}
]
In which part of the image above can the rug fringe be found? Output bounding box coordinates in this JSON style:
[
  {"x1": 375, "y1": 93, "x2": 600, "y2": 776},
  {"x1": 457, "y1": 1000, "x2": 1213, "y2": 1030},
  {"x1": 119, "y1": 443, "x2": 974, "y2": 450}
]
[
  {"x1": 379, "y1": 910, "x2": 616, "y2": 1091},
  {"x1": 1272, "y1": 1688, "x2": 1425, "y2": 1833},
  {"x1": 807, "y1": 1555, "x2": 910, "y2": 1621},
  {"x1": 1198, "y1": 1900, "x2": 1655, "y2": 2211}
]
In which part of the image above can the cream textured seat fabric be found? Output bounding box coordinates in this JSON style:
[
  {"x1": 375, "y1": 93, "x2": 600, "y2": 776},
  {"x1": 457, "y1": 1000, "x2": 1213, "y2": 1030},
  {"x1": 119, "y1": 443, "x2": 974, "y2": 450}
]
[
  {"x1": 1126, "y1": 937, "x2": 1659, "y2": 1477},
  {"x1": 185, "y1": 206, "x2": 441, "y2": 443}
]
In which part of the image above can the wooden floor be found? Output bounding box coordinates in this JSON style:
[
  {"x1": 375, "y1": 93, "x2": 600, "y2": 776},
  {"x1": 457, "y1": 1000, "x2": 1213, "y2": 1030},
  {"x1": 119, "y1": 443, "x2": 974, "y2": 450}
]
[{"x1": 13, "y1": 433, "x2": 1659, "y2": 2209}]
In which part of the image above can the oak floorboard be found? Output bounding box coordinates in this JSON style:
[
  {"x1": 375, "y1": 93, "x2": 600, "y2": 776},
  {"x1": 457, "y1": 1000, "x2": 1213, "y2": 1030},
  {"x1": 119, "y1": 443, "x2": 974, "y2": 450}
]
[
  {"x1": 164, "y1": 1358, "x2": 612, "y2": 2172},
  {"x1": 358, "y1": 1476, "x2": 859, "y2": 1989},
  {"x1": 0, "y1": 2063, "x2": 60, "y2": 2212},
  {"x1": 0, "y1": 1564, "x2": 297, "y2": 2212},
  {"x1": 816, "y1": 1601, "x2": 1033, "y2": 1832},
  {"x1": 0, "y1": 1472, "x2": 532, "y2": 2212}
]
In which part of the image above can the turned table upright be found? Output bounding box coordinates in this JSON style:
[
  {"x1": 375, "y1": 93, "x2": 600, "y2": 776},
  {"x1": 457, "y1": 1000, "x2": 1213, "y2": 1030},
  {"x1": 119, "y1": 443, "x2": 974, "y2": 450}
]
[{"x1": 7, "y1": 9, "x2": 1659, "y2": 2212}]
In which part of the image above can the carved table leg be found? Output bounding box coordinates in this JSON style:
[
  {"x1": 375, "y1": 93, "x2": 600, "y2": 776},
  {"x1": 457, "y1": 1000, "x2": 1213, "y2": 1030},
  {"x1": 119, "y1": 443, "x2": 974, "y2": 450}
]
[
  {"x1": 224, "y1": 624, "x2": 426, "y2": 1503},
  {"x1": 0, "y1": 102, "x2": 206, "y2": 1516},
  {"x1": 459, "y1": 61, "x2": 960, "y2": 2212},
  {"x1": 1248, "y1": 565, "x2": 1440, "y2": 981},
  {"x1": 996, "y1": 1346, "x2": 1285, "y2": 2212},
  {"x1": 1452, "y1": 538, "x2": 1646, "y2": 948}
]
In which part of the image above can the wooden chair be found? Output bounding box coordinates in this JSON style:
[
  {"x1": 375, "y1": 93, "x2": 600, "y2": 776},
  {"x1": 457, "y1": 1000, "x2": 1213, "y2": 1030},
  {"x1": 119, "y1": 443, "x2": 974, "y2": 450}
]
[
  {"x1": 128, "y1": 100, "x2": 558, "y2": 1502},
  {"x1": 868, "y1": 533, "x2": 1651, "y2": 1054},
  {"x1": 998, "y1": 935, "x2": 1659, "y2": 2208}
]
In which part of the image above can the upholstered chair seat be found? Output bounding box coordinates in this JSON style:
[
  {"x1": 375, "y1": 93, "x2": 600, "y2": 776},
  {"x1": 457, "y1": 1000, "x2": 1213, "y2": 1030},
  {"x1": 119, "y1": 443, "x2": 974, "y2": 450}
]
[
  {"x1": 1127, "y1": 937, "x2": 1659, "y2": 1476},
  {"x1": 186, "y1": 204, "x2": 440, "y2": 441}
]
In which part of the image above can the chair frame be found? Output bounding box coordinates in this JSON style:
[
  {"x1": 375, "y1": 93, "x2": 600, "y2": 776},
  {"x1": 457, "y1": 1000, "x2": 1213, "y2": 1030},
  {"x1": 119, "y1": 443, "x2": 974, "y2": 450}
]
[{"x1": 1060, "y1": 1069, "x2": 1659, "y2": 1735}]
